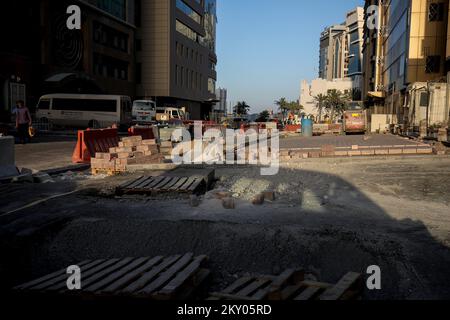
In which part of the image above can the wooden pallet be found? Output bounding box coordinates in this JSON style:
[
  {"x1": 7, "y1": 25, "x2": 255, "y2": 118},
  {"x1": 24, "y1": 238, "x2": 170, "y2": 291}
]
[
  {"x1": 116, "y1": 175, "x2": 206, "y2": 195},
  {"x1": 15, "y1": 254, "x2": 210, "y2": 301},
  {"x1": 208, "y1": 269, "x2": 362, "y2": 301}
]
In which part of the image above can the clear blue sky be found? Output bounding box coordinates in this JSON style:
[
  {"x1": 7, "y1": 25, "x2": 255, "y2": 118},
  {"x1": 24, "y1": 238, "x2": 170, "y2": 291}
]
[{"x1": 216, "y1": 0, "x2": 364, "y2": 114}]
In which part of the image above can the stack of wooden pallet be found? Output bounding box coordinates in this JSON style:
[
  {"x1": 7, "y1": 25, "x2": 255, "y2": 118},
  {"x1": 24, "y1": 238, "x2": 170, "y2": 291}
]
[
  {"x1": 208, "y1": 269, "x2": 363, "y2": 301},
  {"x1": 91, "y1": 136, "x2": 165, "y2": 175}
]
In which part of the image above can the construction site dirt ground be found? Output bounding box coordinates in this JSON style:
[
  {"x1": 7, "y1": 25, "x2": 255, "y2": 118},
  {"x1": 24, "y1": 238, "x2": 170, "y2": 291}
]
[{"x1": 1, "y1": 155, "x2": 450, "y2": 300}]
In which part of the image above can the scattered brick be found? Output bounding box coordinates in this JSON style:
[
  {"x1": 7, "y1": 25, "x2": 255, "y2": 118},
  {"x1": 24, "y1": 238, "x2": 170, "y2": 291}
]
[
  {"x1": 252, "y1": 193, "x2": 265, "y2": 206},
  {"x1": 264, "y1": 191, "x2": 276, "y2": 201},
  {"x1": 222, "y1": 197, "x2": 235, "y2": 209}
]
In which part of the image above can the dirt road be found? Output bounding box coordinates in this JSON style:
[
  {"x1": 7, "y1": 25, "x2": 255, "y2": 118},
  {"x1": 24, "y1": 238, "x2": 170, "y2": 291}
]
[{"x1": 1, "y1": 156, "x2": 450, "y2": 299}]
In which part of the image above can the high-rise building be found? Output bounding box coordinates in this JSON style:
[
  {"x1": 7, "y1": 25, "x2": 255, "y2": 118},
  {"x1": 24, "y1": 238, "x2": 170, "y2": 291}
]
[
  {"x1": 362, "y1": 0, "x2": 449, "y2": 127},
  {"x1": 214, "y1": 87, "x2": 227, "y2": 114},
  {"x1": 319, "y1": 7, "x2": 364, "y2": 82},
  {"x1": 0, "y1": 0, "x2": 137, "y2": 116},
  {"x1": 318, "y1": 7, "x2": 364, "y2": 100},
  {"x1": 319, "y1": 24, "x2": 348, "y2": 80},
  {"x1": 136, "y1": 0, "x2": 218, "y2": 120}
]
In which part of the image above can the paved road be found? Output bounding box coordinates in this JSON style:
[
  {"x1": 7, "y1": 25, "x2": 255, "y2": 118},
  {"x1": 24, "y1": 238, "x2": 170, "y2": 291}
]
[
  {"x1": 15, "y1": 135, "x2": 77, "y2": 171},
  {"x1": 280, "y1": 134, "x2": 427, "y2": 150}
]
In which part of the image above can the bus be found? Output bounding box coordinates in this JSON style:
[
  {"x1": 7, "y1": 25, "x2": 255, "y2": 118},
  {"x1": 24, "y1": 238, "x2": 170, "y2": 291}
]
[
  {"x1": 35, "y1": 94, "x2": 132, "y2": 129},
  {"x1": 343, "y1": 102, "x2": 367, "y2": 134}
]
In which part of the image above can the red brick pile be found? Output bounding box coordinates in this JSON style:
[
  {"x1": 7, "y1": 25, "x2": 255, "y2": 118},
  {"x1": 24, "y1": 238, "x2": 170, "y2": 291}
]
[{"x1": 91, "y1": 136, "x2": 164, "y2": 174}]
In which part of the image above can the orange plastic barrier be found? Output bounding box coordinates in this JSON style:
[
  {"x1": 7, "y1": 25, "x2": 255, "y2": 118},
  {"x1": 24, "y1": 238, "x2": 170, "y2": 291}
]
[
  {"x1": 72, "y1": 128, "x2": 119, "y2": 164},
  {"x1": 284, "y1": 125, "x2": 301, "y2": 132},
  {"x1": 128, "y1": 126, "x2": 155, "y2": 140}
]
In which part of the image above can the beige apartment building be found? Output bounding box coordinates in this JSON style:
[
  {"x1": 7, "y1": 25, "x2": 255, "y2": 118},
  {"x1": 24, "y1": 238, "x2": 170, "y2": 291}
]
[
  {"x1": 136, "y1": 0, "x2": 218, "y2": 119},
  {"x1": 363, "y1": 0, "x2": 449, "y2": 131},
  {"x1": 300, "y1": 78, "x2": 353, "y2": 119}
]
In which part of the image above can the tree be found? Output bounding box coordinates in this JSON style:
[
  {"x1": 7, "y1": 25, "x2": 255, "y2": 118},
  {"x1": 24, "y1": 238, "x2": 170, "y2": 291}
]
[
  {"x1": 233, "y1": 101, "x2": 251, "y2": 116},
  {"x1": 313, "y1": 94, "x2": 327, "y2": 122},
  {"x1": 256, "y1": 110, "x2": 270, "y2": 122},
  {"x1": 287, "y1": 100, "x2": 303, "y2": 115},
  {"x1": 325, "y1": 89, "x2": 350, "y2": 122},
  {"x1": 275, "y1": 98, "x2": 288, "y2": 120}
]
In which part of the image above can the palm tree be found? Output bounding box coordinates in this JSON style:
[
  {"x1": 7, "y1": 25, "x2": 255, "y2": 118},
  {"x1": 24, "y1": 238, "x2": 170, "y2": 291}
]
[
  {"x1": 233, "y1": 101, "x2": 251, "y2": 116},
  {"x1": 275, "y1": 98, "x2": 288, "y2": 121},
  {"x1": 313, "y1": 94, "x2": 327, "y2": 123},
  {"x1": 325, "y1": 90, "x2": 350, "y2": 122}
]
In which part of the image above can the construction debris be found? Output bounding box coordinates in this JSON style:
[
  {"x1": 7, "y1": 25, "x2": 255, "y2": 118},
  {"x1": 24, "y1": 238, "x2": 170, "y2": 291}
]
[{"x1": 91, "y1": 136, "x2": 165, "y2": 175}]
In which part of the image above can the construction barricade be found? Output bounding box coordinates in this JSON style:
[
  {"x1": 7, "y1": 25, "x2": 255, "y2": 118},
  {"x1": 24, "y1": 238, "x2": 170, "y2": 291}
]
[
  {"x1": 128, "y1": 126, "x2": 156, "y2": 140},
  {"x1": 72, "y1": 128, "x2": 119, "y2": 164}
]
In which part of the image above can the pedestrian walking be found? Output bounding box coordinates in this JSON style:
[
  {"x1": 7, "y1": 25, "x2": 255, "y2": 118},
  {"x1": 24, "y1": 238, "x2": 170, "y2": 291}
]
[{"x1": 15, "y1": 100, "x2": 32, "y2": 144}]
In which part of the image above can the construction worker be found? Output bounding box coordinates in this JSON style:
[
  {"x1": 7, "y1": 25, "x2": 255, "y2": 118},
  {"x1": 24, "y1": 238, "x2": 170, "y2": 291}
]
[{"x1": 15, "y1": 100, "x2": 32, "y2": 144}]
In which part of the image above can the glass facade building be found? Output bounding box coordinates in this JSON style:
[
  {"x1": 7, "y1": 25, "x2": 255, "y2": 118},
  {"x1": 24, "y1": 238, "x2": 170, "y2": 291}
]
[{"x1": 382, "y1": 0, "x2": 409, "y2": 91}]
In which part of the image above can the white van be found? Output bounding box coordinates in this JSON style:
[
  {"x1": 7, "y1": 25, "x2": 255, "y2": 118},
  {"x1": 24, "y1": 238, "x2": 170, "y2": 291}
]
[
  {"x1": 132, "y1": 100, "x2": 156, "y2": 124},
  {"x1": 36, "y1": 94, "x2": 132, "y2": 128}
]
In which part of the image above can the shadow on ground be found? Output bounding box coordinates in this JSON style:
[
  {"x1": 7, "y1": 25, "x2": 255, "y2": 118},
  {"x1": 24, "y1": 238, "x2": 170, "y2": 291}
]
[{"x1": 0, "y1": 166, "x2": 449, "y2": 300}]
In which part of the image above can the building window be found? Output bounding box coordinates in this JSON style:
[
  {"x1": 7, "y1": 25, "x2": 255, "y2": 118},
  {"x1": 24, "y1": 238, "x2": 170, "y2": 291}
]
[
  {"x1": 136, "y1": 63, "x2": 142, "y2": 84},
  {"x1": 425, "y1": 55, "x2": 441, "y2": 73},
  {"x1": 428, "y1": 3, "x2": 445, "y2": 21},
  {"x1": 176, "y1": 0, "x2": 202, "y2": 24},
  {"x1": 93, "y1": 53, "x2": 129, "y2": 80},
  {"x1": 420, "y1": 92, "x2": 429, "y2": 107},
  {"x1": 176, "y1": 19, "x2": 200, "y2": 43},
  {"x1": 93, "y1": 21, "x2": 129, "y2": 53},
  {"x1": 180, "y1": 67, "x2": 184, "y2": 87},
  {"x1": 136, "y1": 39, "x2": 142, "y2": 51},
  {"x1": 95, "y1": 0, "x2": 127, "y2": 21},
  {"x1": 208, "y1": 78, "x2": 216, "y2": 94}
]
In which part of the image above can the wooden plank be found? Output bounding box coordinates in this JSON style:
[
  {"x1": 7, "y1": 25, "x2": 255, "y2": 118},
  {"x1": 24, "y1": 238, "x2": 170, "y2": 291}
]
[
  {"x1": 188, "y1": 178, "x2": 204, "y2": 192},
  {"x1": 15, "y1": 260, "x2": 91, "y2": 290},
  {"x1": 49, "y1": 259, "x2": 122, "y2": 292},
  {"x1": 222, "y1": 277, "x2": 255, "y2": 294},
  {"x1": 179, "y1": 177, "x2": 196, "y2": 191},
  {"x1": 84, "y1": 257, "x2": 150, "y2": 293},
  {"x1": 161, "y1": 177, "x2": 181, "y2": 191},
  {"x1": 276, "y1": 284, "x2": 304, "y2": 300},
  {"x1": 319, "y1": 272, "x2": 362, "y2": 301},
  {"x1": 134, "y1": 177, "x2": 155, "y2": 190},
  {"x1": 145, "y1": 176, "x2": 165, "y2": 189},
  {"x1": 139, "y1": 253, "x2": 194, "y2": 295},
  {"x1": 122, "y1": 255, "x2": 182, "y2": 294},
  {"x1": 169, "y1": 177, "x2": 188, "y2": 191},
  {"x1": 235, "y1": 278, "x2": 272, "y2": 297},
  {"x1": 119, "y1": 176, "x2": 143, "y2": 189},
  {"x1": 157, "y1": 255, "x2": 207, "y2": 296},
  {"x1": 152, "y1": 177, "x2": 173, "y2": 190},
  {"x1": 125, "y1": 176, "x2": 150, "y2": 190},
  {"x1": 294, "y1": 286, "x2": 322, "y2": 300},
  {"x1": 74, "y1": 258, "x2": 135, "y2": 290},
  {"x1": 267, "y1": 268, "x2": 304, "y2": 300},
  {"x1": 30, "y1": 260, "x2": 110, "y2": 291},
  {"x1": 102, "y1": 256, "x2": 164, "y2": 293}
]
